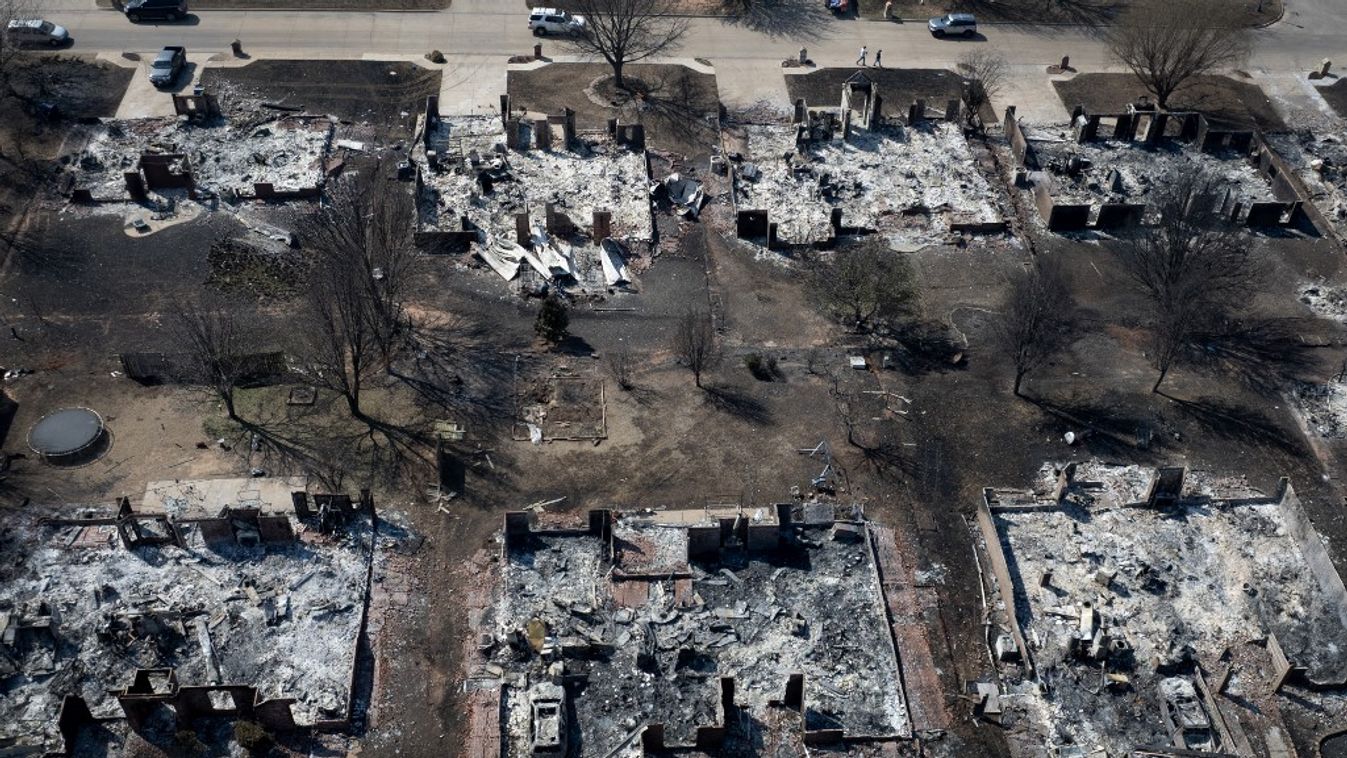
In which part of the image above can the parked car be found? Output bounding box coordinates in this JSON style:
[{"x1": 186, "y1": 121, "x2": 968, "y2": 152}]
[
  {"x1": 6, "y1": 19, "x2": 70, "y2": 47},
  {"x1": 123, "y1": 0, "x2": 189, "y2": 23},
  {"x1": 528, "y1": 7, "x2": 586, "y2": 36},
  {"x1": 149, "y1": 46, "x2": 187, "y2": 88},
  {"x1": 928, "y1": 12, "x2": 978, "y2": 37}
]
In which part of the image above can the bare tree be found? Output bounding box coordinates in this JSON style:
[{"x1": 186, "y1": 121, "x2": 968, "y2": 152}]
[
  {"x1": 1108, "y1": 0, "x2": 1252, "y2": 110},
  {"x1": 1118, "y1": 169, "x2": 1260, "y2": 393},
  {"x1": 811, "y1": 243, "x2": 915, "y2": 335},
  {"x1": 302, "y1": 251, "x2": 379, "y2": 419},
  {"x1": 957, "y1": 49, "x2": 1008, "y2": 130},
  {"x1": 606, "y1": 347, "x2": 635, "y2": 390},
  {"x1": 997, "y1": 259, "x2": 1076, "y2": 398},
  {"x1": 564, "y1": 0, "x2": 687, "y2": 91},
  {"x1": 170, "y1": 301, "x2": 249, "y2": 422},
  {"x1": 672, "y1": 308, "x2": 717, "y2": 388},
  {"x1": 299, "y1": 169, "x2": 419, "y2": 419}
]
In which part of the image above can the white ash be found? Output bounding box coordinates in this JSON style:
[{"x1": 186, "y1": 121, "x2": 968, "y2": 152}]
[
  {"x1": 0, "y1": 511, "x2": 371, "y2": 751},
  {"x1": 416, "y1": 115, "x2": 653, "y2": 244},
  {"x1": 732, "y1": 121, "x2": 1002, "y2": 245},
  {"x1": 994, "y1": 462, "x2": 1347, "y2": 754},
  {"x1": 1032, "y1": 132, "x2": 1276, "y2": 208},
  {"x1": 65, "y1": 116, "x2": 334, "y2": 200}
]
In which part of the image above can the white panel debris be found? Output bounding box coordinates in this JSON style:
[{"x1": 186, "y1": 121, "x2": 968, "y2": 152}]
[{"x1": 415, "y1": 115, "x2": 653, "y2": 244}]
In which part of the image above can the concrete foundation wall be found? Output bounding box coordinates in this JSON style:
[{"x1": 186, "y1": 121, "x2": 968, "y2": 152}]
[
  {"x1": 977, "y1": 492, "x2": 1036, "y2": 676},
  {"x1": 1276, "y1": 480, "x2": 1347, "y2": 683}
]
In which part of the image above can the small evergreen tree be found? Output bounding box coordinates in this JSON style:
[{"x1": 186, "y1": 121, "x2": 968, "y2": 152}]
[{"x1": 535, "y1": 295, "x2": 569, "y2": 343}]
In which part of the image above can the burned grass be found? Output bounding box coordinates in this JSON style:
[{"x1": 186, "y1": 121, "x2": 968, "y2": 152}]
[
  {"x1": 784, "y1": 67, "x2": 965, "y2": 121},
  {"x1": 199, "y1": 60, "x2": 441, "y2": 136},
  {"x1": 1053, "y1": 73, "x2": 1285, "y2": 130},
  {"x1": 507, "y1": 62, "x2": 721, "y2": 159}
]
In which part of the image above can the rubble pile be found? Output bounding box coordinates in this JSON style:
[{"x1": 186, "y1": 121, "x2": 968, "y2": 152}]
[
  {"x1": 988, "y1": 463, "x2": 1347, "y2": 755},
  {"x1": 732, "y1": 122, "x2": 1001, "y2": 245},
  {"x1": 488, "y1": 511, "x2": 908, "y2": 756},
  {"x1": 1265, "y1": 132, "x2": 1347, "y2": 236},
  {"x1": 67, "y1": 115, "x2": 335, "y2": 200},
  {"x1": 1298, "y1": 282, "x2": 1347, "y2": 321},
  {"x1": 416, "y1": 115, "x2": 654, "y2": 244},
  {"x1": 0, "y1": 504, "x2": 371, "y2": 751},
  {"x1": 1292, "y1": 379, "x2": 1347, "y2": 438},
  {"x1": 1033, "y1": 133, "x2": 1275, "y2": 208}
]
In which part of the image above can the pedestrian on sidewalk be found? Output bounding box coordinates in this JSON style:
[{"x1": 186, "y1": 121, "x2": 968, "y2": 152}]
[
  {"x1": 884, "y1": 0, "x2": 894, "y2": 19},
  {"x1": 857, "y1": 45, "x2": 868, "y2": 67},
  {"x1": 874, "y1": 50, "x2": 883, "y2": 68}
]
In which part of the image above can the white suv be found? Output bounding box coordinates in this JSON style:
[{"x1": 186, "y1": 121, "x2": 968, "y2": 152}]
[{"x1": 528, "y1": 7, "x2": 586, "y2": 36}]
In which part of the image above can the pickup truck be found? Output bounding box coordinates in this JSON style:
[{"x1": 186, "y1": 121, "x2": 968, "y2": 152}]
[{"x1": 149, "y1": 46, "x2": 186, "y2": 88}]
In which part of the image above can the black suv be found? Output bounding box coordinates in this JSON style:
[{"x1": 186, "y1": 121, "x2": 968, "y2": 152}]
[{"x1": 124, "y1": 0, "x2": 189, "y2": 22}]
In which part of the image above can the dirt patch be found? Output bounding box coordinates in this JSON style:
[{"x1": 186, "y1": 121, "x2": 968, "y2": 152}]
[
  {"x1": 507, "y1": 62, "x2": 720, "y2": 160},
  {"x1": 199, "y1": 59, "x2": 440, "y2": 138},
  {"x1": 1318, "y1": 78, "x2": 1347, "y2": 120},
  {"x1": 857, "y1": 0, "x2": 1280, "y2": 26},
  {"x1": 1053, "y1": 73, "x2": 1285, "y2": 130},
  {"x1": 784, "y1": 67, "x2": 965, "y2": 120}
]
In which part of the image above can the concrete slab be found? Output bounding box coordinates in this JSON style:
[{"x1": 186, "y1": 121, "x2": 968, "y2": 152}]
[
  {"x1": 114, "y1": 56, "x2": 205, "y2": 119},
  {"x1": 716, "y1": 58, "x2": 791, "y2": 113},
  {"x1": 998, "y1": 65, "x2": 1070, "y2": 127},
  {"x1": 437, "y1": 54, "x2": 507, "y2": 116}
]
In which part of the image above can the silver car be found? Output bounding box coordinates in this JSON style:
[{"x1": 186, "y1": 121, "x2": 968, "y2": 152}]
[
  {"x1": 6, "y1": 19, "x2": 70, "y2": 47},
  {"x1": 928, "y1": 13, "x2": 978, "y2": 38}
]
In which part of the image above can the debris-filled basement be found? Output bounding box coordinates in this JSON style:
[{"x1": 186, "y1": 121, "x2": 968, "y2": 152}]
[
  {"x1": 974, "y1": 462, "x2": 1347, "y2": 756},
  {"x1": 468, "y1": 503, "x2": 912, "y2": 756},
  {"x1": 0, "y1": 478, "x2": 377, "y2": 755}
]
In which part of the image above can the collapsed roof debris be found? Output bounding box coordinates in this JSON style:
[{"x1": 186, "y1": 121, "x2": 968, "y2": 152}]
[
  {"x1": 1031, "y1": 131, "x2": 1275, "y2": 208},
  {"x1": 731, "y1": 121, "x2": 1002, "y2": 246},
  {"x1": 0, "y1": 478, "x2": 377, "y2": 755},
  {"x1": 413, "y1": 111, "x2": 654, "y2": 245},
  {"x1": 1265, "y1": 131, "x2": 1347, "y2": 240},
  {"x1": 975, "y1": 462, "x2": 1347, "y2": 756},
  {"x1": 1291, "y1": 378, "x2": 1347, "y2": 438},
  {"x1": 481, "y1": 504, "x2": 911, "y2": 755},
  {"x1": 1005, "y1": 106, "x2": 1315, "y2": 233},
  {"x1": 65, "y1": 114, "x2": 335, "y2": 202}
]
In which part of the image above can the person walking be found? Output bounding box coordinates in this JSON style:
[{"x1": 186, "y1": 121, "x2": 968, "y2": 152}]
[
  {"x1": 874, "y1": 50, "x2": 883, "y2": 68},
  {"x1": 856, "y1": 45, "x2": 868, "y2": 66}
]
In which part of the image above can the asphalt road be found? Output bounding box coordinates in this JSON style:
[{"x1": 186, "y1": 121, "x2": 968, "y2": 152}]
[{"x1": 35, "y1": 0, "x2": 1346, "y2": 74}]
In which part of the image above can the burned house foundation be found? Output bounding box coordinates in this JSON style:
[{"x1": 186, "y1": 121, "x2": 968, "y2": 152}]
[
  {"x1": 475, "y1": 503, "x2": 913, "y2": 755},
  {"x1": 411, "y1": 96, "x2": 650, "y2": 293},
  {"x1": 730, "y1": 72, "x2": 1004, "y2": 249},
  {"x1": 1005, "y1": 105, "x2": 1320, "y2": 234},
  {"x1": 973, "y1": 463, "x2": 1347, "y2": 755},
  {"x1": 0, "y1": 478, "x2": 378, "y2": 755}
]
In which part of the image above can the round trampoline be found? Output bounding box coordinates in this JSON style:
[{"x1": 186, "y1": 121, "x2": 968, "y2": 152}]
[{"x1": 28, "y1": 407, "x2": 106, "y2": 460}]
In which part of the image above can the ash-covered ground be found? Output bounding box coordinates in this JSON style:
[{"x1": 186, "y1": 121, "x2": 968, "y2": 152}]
[
  {"x1": 416, "y1": 115, "x2": 654, "y2": 244},
  {"x1": 732, "y1": 121, "x2": 1001, "y2": 246},
  {"x1": 1031, "y1": 132, "x2": 1276, "y2": 208},
  {"x1": 987, "y1": 462, "x2": 1347, "y2": 755},
  {"x1": 0, "y1": 504, "x2": 371, "y2": 751},
  {"x1": 489, "y1": 515, "x2": 909, "y2": 756}
]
